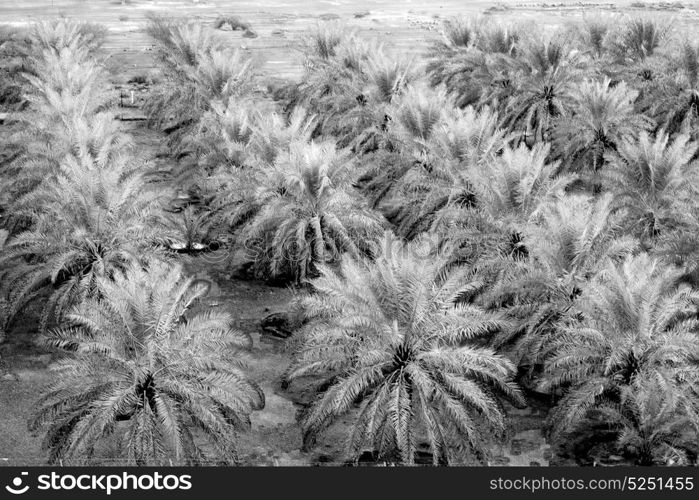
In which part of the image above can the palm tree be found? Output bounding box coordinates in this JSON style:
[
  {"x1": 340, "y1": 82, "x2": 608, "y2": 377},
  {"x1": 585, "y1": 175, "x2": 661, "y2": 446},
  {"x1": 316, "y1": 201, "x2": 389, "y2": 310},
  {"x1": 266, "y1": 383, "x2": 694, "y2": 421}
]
[
  {"x1": 355, "y1": 84, "x2": 460, "y2": 229},
  {"x1": 29, "y1": 261, "x2": 264, "y2": 465},
  {"x1": 387, "y1": 84, "x2": 450, "y2": 157},
  {"x1": 484, "y1": 194, "x2": 636, "y2": 373},
  {"x1": 16, "y1": 19, "x2": 111, "y2": 130},
  {"x1": 251, "y1": 107, "x2": 318, "y2": 165},
  {"x1": 143, "y1": 17, "x2": 255, "y2": 150},
  {"x1": 2, "y1": 112, "x2": 130, "y2": 224},
  {"x1": 427, "y1": 45, "x2": 486, "y2": 109},
  {"x1": 427, "y1": 103, "x2": 510, "y2": 167},
  {"x1": 293, "y1": 27, "x2": 371, "y2": 141},
  {"x1": 553, "y1": 78, "x2": 654, "y2": 178},
  {"x1": 432, "y1": 16, "x2": 482, "y2": 53},
  {"x1": 427, "y1": 18, "x2": 520, "y2": 110},
  {"x1": 197, "y1": 108, "x2": 319, "y2": 241},
  {"x1": 645, "y1": 41, "x2": 699, "y2": 139},
  {"x1": 430, "y1": 142, "x2": 572, "y2": 270},
  {"x1": 23, "y1": 42, "x2": 112, "y2": 118},
  {"x1": 599, "y1": 17, "x2": 671, "y2": 117},
  {"x1": 426, "y1": 18, "x2": 523, "y2": 111},
  {"x1": 379, "y1": 103, "x2": 510, "y2": 240},
  {"x1": 1, "y1": 26, "x2": 117, "y2": 216},
  {"x1": 188, "y1": 99, "x2": 258, "y2": 172},
  {"x1": 467, "y1": 142, "x2": 573, "y2": 227},
  {"x1": 339, "y1": 50, "x2": 416, "y2": 151},
  {"x1": 22, "y1": 19, "x2": 106, "y2": 58},
  {"x1": 605, "y1": 16, "x2": 669, "y2": 63},
  {"x1": 285, "y1": 232, "x2": 523, "y2": 464},
  {"x1": 604, "y1": 130, "x2": 698, "y2": 242},
  {"x1": 571, "y1": 15, "x2": 612, "y2": 60},
  {"x1": 674, "y1": 41, "x2": 699, "y2": 135},
  {"x1": 594, "y1": 371, "x2": 699, "y2": 465},
  {"x1": 0, "y1": 145, "x2": 166, "y2": 332},
  {"x1": 297, "y1": 37, "x2": 417, "y2": 151},
  {"x1": 426, "y1": 17, "x2": 484, "y2": 108},
  {"x1": 503, "y1": 35, "x2": 587, "y2": 144},
  {"x1": 191, "y1": 101, "x2": 316, "y2": 173},
  {"x1": 302, "y1": 21, "x2": 352, "y2": 61},
  {"x1": 237, "y1": 141, "x2": 385, "y2": 282},
  {"x1": 542, "y1": 253, "x2": 699, "y2": 446},
  {"x1": 476, "y1": 21, "x2": 521, "y2": 55},
  {"x1": 0, "y1": 26, "x2": 28, "y2": 112},
  {"x1": 148, "y1": 48, "x2": 255, "y2": 151}
]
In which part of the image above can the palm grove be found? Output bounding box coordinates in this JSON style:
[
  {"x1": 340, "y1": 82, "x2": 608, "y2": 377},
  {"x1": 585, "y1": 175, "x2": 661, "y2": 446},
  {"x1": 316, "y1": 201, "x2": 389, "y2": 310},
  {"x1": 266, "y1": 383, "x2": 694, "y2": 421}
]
[{"x1": 0, "y1": 13, "x2": 698, "y2": 466}]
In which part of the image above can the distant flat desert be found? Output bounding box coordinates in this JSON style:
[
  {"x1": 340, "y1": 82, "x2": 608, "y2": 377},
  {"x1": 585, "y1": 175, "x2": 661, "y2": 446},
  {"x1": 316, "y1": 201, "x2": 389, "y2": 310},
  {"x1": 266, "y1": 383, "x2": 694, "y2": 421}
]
[{"x1": 2, "y1": 0, "x2": 698, "y2": 82}]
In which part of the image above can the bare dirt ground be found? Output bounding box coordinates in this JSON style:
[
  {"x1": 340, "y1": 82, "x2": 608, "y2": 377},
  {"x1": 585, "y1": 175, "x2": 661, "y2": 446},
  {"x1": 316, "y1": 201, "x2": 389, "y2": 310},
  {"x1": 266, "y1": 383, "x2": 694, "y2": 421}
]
[{"x1": 2, "y1": 0, "x2": 696, "y2": 466}]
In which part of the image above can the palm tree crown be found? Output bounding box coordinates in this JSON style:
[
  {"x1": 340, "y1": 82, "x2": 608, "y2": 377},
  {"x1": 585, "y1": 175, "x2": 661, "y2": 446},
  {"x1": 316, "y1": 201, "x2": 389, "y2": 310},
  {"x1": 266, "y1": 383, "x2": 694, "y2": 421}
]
[
  {"x1": 286, "y1": 232, "x2": 523, "y2": 464},
  {"x1": 30, "y1": 261, "x2": 264, "y2": 465},
  {"x1": 237, "y1": 141, "x2": 384, "y2": 282},
  {"x1": 0, "y1": 144, "x2": 165, "y2": 331},
  {"x1": 542, "y1": 253, "x2": 699, "y2": 445}
]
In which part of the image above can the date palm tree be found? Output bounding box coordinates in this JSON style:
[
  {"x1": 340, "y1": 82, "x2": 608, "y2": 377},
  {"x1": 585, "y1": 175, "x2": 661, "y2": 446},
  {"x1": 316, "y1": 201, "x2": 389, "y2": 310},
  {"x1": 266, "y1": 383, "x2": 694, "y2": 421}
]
[
  {"x1": 427, "y1": 18, "x2": 520, "y2": 110},
  {"x1": 476, "y1": 21, "x2": 521, "y2": 55},
  {"x1": 553, "y1": 78, "x2": 654, "y2": 177},
  {"x1": 355, "y1": 85, "x2": 458, "y2": 229},
  {"x1": 484, "y1": 194, "x2": 637, "y2": 373},
  {"x1": 1, "y1": 33, "x2": 117, "y2": 216},
  {"x1": 401, "y1": 141, "x2": 566, "y2": 269},
  {"x1": 0, "y1": 230, "x2": 8, "y2": 344},
  {"x1": 191, "y1": 101, "x2": 316, "y2": 173},
  {"x1": 431, "y1": 16, "x2": 481, "y2": 53},
  {"x1": 571, "y1": 15, "x2": 611, "y2": 60},
  {"x1": 386, "y1": 84, "x2": 451, "y2": 160},
  {"x1": 647, "y1": 41, "x2": 699, "y2": 139},
  {"x1": 22, "y1": 18, "x2": 106, "y2": 58},
  {"x1": 286, "y1": 233, "x2": 523, "y2": 464},
  {"x1": 198, "y1": 107, "x2": 319, "y2": 241},
  {"x1": 3, "y1": 112, "x2": 130, "y2": 222},
  {"x1": 467, "y1": 142, "x2": 572, "y2": 227},
  {"x1": 17, "y1": 19, "x2": 111, "y2": 131},
  {"x1": 237, "y1": 141, "x2": 385, "y2": 282},
  {"x1": 293, "y1": 26, "x2": 370, "y2": 140},
  {"x1": 605, "y1": 16, "x2": 669, "y2": 63},
  {"x1": 595, "y1": 371, "x2": 699, "y2": 465},
  {"x1": 339, "y1": 50, "x2": 416, "y2": 152},
  {"x1": 427, "y1": 21, "x2": 486, "y2": 110},
  {"x1": 144, "y1": 17, "x2": 255, "y2": 150},
  {"x1": 604, "y1": 130, "x2": 699, "y2": 243},
  {"x1": 29, "y1": 261, "x2": 264, "y2": 465},
  {"x1": 0, "y1": 146, "x2": 166, "y2": 332},
  {"x1": 23, "y1": 42, "x2": 112, "y2": 118},
  {"x1": 380, "y1": 102, "x2": 510, "y2": 239},
  {"x1": 503, "y1": 35, "x2": 586, "y2": 144},
  {"x1": 541, "y1": 253, "x2": 699, "y2": 445},
  {"x1": 431, "y1": 142, "x2": 573, "y2": 270}
]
